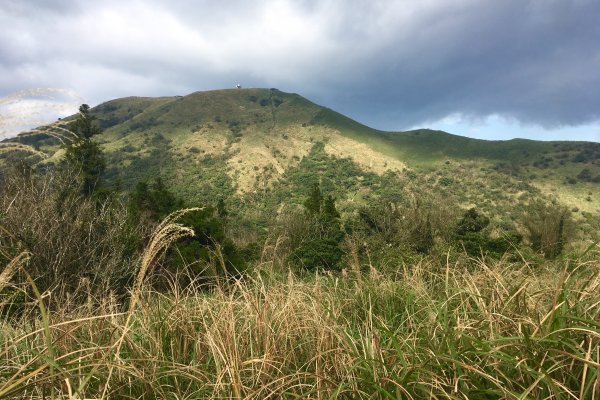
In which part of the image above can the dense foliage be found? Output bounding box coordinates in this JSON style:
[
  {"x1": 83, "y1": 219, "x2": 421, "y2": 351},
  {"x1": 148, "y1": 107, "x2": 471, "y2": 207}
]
[{"x1": 62, "y1": 104, "x2": 106, "y2": 196}]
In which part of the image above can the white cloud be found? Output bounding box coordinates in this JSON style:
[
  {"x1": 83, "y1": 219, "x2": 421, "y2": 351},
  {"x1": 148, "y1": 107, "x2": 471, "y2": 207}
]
[{"x1": 0, "y1": 88, "x2": 82, "y2": 139}]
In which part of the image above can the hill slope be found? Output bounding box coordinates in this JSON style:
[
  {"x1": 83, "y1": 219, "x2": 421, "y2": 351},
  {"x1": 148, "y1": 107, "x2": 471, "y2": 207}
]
[{"x1": 4, "y1": 88, "x2": 600, "y2": 220}]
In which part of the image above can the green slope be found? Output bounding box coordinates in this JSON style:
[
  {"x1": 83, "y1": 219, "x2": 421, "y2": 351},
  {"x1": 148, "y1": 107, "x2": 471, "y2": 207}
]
[
  {"x1": 90, "y1": 88, "x2": 598, "y2": 163},
  {"x1": 3, "y1": 88, "x2": 599, "y2": 219},
  {"x1": 310, "y1": 105, "x2": 596, "y2": 164}
]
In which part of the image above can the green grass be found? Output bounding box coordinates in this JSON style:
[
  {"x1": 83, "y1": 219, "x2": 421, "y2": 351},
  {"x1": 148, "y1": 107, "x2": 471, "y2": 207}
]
[{"x1": 4, "y1": 88, "x2": 598, "y2": 214}]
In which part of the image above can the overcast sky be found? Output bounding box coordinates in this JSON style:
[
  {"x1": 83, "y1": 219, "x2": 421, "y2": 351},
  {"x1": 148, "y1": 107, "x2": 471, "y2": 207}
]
[{"x1": 1, "y1": 0, "x2": 599, "y2": 142}]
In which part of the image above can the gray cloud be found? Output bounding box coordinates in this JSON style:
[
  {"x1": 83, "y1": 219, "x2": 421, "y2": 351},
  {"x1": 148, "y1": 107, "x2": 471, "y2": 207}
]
[{"x1": 1, "y1": 0, "x2": 599, "y2": 140}]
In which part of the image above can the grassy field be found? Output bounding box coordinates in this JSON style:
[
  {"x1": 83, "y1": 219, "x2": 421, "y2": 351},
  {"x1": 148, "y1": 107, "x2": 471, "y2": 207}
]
[{"x1": 1, "y1": 247, "x2": 598, "y2": 399}]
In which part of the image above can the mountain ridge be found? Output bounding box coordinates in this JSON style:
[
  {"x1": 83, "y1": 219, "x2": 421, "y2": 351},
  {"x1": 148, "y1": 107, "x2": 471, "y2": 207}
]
[{"x1": 3, "y1": 88, "x2": 599, "y2": 217}]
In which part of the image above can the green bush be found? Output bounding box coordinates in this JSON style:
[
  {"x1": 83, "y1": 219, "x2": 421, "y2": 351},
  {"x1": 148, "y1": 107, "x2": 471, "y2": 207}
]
[
  {"x1": 456, "y1": 208, "x2": 489, "y2": 236},
  {"x1": 286, "y1": 183, "x2": 344, "y2": 271},
  {"x1": 457, "y1": 231, "x2": 522, "y2": 258},
  {"x1": 438, "y1": 177, "x2": 453, "y2": 186},
  {"x1": 291, "y1": 238, "x2": 344, "y2": 271},
  {"x1": 523, "y1": 201, "x2": 571, "y2": 259},
  {"x1": 453, "y1": 208, "x2": 523, "y2": 258}
]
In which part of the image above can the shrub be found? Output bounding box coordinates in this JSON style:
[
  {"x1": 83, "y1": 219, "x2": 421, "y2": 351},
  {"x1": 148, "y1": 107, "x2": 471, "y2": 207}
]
[
  {"x1": 175, "y1": 210, "x2": 247, "y2": 278},
  {"x1": 457, "y1": 231, "x2": 521, "y2": 258},
  {"x1": 350, "y1": 195, "x2": 458, "y2": 259},
  {"x1": 128, "y1": 179, "x2": 248, "y2": 281},
  {"x1": 453, "y1": 208, "x2": 522, "y2": 258},
  {"x1": 286, "y1": 183, "x2": 344, "y2": 271},
  {"x1": 522, "y1": 201, "x2": 571, "y2": 259},
  {"x1": 456, "y1": 208, "x2": 489, "y2": 236},
  {"x1": 291, "y1": 238, "x2": 344, "y2": 271},
  {"x1": 0, "y1": 168, "x2": 141, "y2": 296},
  {"x1": 121, "y1": 144, "x2": 136, "y2": 153},
  {"x1": 577, "y1": 168, "x2": 592, "y2": 181},
  {"x1": 438, "y1": 177, "x2": 453, "y2": 186}
]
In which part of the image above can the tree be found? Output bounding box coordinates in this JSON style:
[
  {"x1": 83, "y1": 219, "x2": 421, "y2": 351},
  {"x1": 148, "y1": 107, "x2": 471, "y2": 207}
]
[
  {"x1": 69, "y1": 104, "x2": 101, "y2": 138},
  {"x1": 293, "y1": 184, "x2": 344, "y2": 270},
  {"x1": 304, "y1": 182, "x2": 323, "y2": 215},
  {"x1": 63, "y1": 104, "x2": 105, "y2": 196},
  {"x1": 129, "y1": 177, "x2": 184, "y2": 222}
]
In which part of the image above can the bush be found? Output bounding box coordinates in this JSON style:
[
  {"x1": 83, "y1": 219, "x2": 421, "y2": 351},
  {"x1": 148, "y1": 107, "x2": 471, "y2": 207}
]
[
  {"x1": 522, "y1": 201, "x2": 571, "y2": 259},
  {"x1": 291, "y1": 238, "x2": 344, "y2": 271},
  {"x1": 456, "y1": 208, "x2": 489, "y2": 236},
  {"x1": 453, "y1": 208, "x2": 522, "y2": 258},
  {"x1": 128, "y1": 180, "x2": 249, "y2": 282},
  {"x1": 438, "y1": 177, "x2": 453, "y2": 186},
  {"x1": 282, "y1": 183, "x2": 344, "y2": 271},
  {"x1": 577, "y1": 168, "x2": 592, "y2": 181},
  {"x1": 349, "y1": 194, "x2": 458, "y2": 261},
  {"x1": 0, "y1": 168, "x2": 141, "y2": 296},
  {"x1": 457, "y1": 231, "x2": 522, "y2": 258},
  {"x1": 176, "y1": 208, "x2": 248, "y2": 277}
]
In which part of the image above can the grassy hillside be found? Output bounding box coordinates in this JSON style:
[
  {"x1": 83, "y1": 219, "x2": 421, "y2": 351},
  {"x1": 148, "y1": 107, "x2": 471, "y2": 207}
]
[
  {"x1": 1, "y1": 89, "x2": 599, "y2": 398},
  {"x1": 3, "y1": 88, "x2": 599, "y2": 220}
]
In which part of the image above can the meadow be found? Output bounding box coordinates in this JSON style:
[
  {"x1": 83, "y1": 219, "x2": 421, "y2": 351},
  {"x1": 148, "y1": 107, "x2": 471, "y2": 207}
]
[{"x1": 1, "y1": 240, "x2": 598, "y2": 399}]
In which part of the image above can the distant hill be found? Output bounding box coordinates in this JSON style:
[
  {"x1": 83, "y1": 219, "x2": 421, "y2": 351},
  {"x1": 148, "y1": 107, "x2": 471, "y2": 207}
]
[{"x1": 3, "y1": 88, "x2": 599, "y2": 227}]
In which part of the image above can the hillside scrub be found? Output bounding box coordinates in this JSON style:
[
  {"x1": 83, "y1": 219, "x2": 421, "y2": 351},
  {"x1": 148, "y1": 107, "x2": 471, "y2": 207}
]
[
  {"x1": 1, "y1": 94, "x2": 599, "y2": 396},
  {"x1": 0, "y1": 162, "x2": 598, "y2": 398},
  {"x1": 523, "y1": 201, "x2": 573, "y2": 259},
  {"x1": 0, "y1": 166, "x2": 141, "y2": 297}
]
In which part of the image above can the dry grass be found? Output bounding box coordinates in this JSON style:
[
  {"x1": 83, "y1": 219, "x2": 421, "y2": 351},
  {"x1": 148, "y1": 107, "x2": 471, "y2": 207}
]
[
  {"x1": 0, "y1": 170, "x2": 138, "y2": 294},
  {"x1": 173, "y1": 122, "x2": 406, "y2": 193},
  {"x1": 0, "y1": 252, "x2": 598, "y2": 399},
  {"x1": 132, "y1": 208, "x2": 201, "y2": 312},
  {"x1": 0, "y1": 143, "x2": 46, "y2": 159},
  {"x1": 0, "y1": 252, "x2": 30, "y2": 293}
]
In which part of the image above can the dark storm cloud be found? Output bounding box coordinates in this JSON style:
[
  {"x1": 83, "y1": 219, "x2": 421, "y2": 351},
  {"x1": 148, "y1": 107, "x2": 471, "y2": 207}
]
[
  {"x1": 1, "y1": 0, "x2": 599, "y2": 139},
  {"x1": 306, "y1": 0, "x2": 600, "y2": 131}
]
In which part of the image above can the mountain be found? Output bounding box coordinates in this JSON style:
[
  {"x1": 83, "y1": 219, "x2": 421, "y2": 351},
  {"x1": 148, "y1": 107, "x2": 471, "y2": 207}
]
[{"x1": 4, "y1": 88, "x2": 600, "y2": 226}]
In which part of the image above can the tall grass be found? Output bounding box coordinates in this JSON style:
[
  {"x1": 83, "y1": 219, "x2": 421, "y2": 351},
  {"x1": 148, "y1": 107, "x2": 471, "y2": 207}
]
[
  {"x1": 1, "y1": 252, "x2": 598, "y2": 399},
  {"x1": 0, "y1": 168, "x2": 143, "y2": 296}
]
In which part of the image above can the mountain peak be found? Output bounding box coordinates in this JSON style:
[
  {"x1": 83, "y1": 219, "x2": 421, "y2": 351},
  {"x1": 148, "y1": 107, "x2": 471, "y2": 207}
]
[{"x1": 6, "y1": 88, "x2": 597, "y2": 213}]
